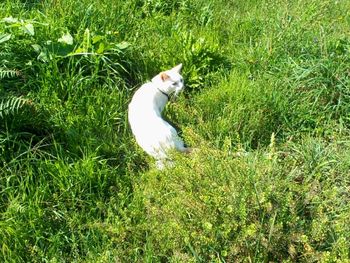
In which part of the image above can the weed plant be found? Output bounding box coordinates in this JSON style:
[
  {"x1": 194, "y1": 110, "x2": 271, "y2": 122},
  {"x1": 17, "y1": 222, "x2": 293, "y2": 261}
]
[{"x1": 1, "y1": 0, "x2": 349, "y2": 262}]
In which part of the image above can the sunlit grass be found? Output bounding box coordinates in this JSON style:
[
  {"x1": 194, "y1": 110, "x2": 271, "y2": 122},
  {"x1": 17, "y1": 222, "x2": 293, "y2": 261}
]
[{"x1": 1, "y1": 0, "x2": 349, "y2": 261}]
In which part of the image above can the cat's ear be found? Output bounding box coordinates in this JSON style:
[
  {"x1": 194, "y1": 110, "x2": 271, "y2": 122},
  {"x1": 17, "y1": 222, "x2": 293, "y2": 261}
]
[
  {"x1": 160, "y1": 72, "x2": 170, "y2": 81},
  {"x1": 172, "y1": 63, "x2": 182, "y2": 73}
]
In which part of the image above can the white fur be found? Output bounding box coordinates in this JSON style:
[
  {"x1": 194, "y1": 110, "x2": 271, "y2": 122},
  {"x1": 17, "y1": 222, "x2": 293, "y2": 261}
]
[{"x1": 128, "y1": 64, "x2": 188, "y2": 167}]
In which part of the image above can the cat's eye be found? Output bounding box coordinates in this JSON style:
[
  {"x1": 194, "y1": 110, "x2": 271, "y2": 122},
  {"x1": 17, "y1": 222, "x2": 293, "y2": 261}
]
[{"x1": 175, "y1": 79, "x2": 183, "y2": 85}]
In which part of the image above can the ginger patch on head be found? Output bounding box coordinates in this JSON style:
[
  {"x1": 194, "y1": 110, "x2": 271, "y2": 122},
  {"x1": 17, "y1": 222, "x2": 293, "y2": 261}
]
[{"x1": 160, "y1": 72, "x2": 170, "y2": 81}]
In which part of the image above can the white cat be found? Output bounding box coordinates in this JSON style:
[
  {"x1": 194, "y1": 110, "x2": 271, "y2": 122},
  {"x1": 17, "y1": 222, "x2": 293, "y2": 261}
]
[{"x1": 128, "y1": 64, "x2": 190, "y2": 168}]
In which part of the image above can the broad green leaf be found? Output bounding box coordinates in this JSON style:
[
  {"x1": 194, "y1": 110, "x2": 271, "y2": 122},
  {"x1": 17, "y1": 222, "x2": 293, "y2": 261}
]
[
  {"x1": 32, "y1": 44, "x2": 42, "y2": 53},
  {"x1": 116, "y1": 41, "x2": 130, "y2": 50},
  {"x1": 0, "y1": 33, "x2": 11, "y2": 44},
  {"x1": 58, "y1": 32, "x2": 73, "y2": 45},
  {"x1": 83, "y1": 28, "x2": 91, "y2": 51},
  {"x1": 92, "y1": 35, "x2": 103, "y2": 44},
  {"x1": 73, "y1": 47, "x2": 86, "y2": 54},
  {"x1": 32, "y1": 44, "x2": 50, "y2": 62},
  {"x1": 96, "y1": 42, "x2": 105, "y2": 54},
  {"x1": 48, "y1": 42, "x2": 74, "y2": 57},
  {"x1": 2, "y1": 16, "x2": 18, "y2": 23},
  {"x1": 37, "y1": 51, "x2": 49, "y2": 62},
  {"x1": 22, "y1": 23, "x2": 35, "y2": 36}
]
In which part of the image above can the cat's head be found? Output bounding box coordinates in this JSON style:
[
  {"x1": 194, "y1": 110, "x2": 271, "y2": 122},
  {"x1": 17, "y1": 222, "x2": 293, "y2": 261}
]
[{"x1": 152, "y1": 64, "x2": 184, "y2": 96}]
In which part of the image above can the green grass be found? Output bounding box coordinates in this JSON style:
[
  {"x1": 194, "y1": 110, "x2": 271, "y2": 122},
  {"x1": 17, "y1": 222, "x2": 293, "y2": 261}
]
[{"x1": 1, "y1": 0, "x2": 349, "y2": 262}]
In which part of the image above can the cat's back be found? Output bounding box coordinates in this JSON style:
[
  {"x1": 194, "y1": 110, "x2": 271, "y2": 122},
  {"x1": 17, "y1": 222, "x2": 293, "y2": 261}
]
[
  {"x1": 129, "y1": 82, "x2": 154, "y2": 107},
  {"x1": 128, "y1": 82, "x2": 160, "y2": 128}
]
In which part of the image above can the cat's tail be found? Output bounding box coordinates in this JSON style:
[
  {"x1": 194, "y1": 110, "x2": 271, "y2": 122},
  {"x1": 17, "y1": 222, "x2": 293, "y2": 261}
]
[{"x1": 155, "y1": 159, "x2": 174, "y2": 170}]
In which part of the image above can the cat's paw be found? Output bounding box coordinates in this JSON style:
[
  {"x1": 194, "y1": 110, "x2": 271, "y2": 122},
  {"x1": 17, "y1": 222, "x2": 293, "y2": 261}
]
[
  {"x1": 183, "y1": 147, "x2": 199, "y2": 154},
  {"x1": 155, "y1": 159, "x2": 174, "y2": 170}
]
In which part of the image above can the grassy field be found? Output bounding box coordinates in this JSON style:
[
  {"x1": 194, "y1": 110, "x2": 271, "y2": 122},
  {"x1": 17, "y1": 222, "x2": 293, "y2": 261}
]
[{"x1": 1, "y1": 0, "x2": 350, "y2": 262}]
